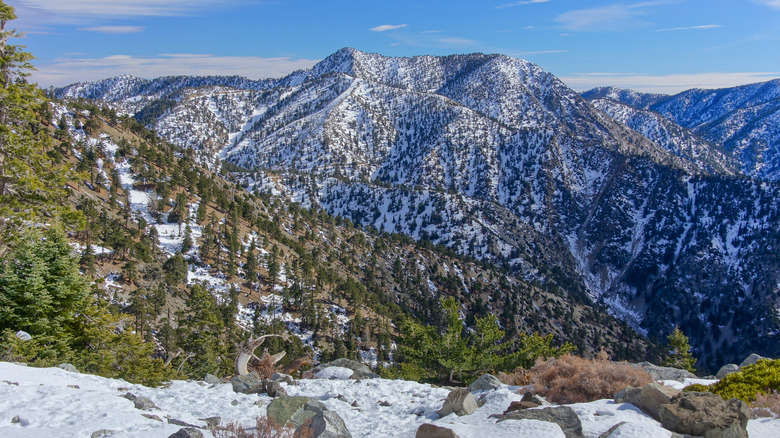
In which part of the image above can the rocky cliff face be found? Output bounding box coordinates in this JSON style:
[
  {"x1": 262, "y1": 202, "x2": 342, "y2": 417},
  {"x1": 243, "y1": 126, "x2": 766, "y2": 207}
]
[{"x1": 56, "y1": 48, "x2": 780, "y2": 371}]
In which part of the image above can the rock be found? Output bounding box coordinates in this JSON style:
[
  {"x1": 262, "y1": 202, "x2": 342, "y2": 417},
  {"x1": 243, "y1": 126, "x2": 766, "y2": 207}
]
[
  {"x1": 504, "y1": 400, "x2": 540, "y2": 413},
  {"x1": 738, "y1": 353, "x2": 767, "y2": 369},
  {"x1": 57, "y1": 363, "x2": 79, "y2": 373},
  {"x1": 168, "y1": 418, "x2": 199, "y2": 427},
  {"x1": 492, "y1": 406, "x2": 584, "y2": 438},
  {"x1": 467, "y1": 373, "x2": 502, "y2": 392},
  {"x1": 613, "y1": 387, "x2": 641, "y2": 406},
  {"x1": 91, "y1": 430, "x2": 116, "y2": 437},
  {"x1": 437, "y1": 388, "x2": 478, "y2": 417},
  {"x1": 267, "y1": 396, "x2": 328, "y2": 428},
  {"x1": 716, "y1": 364, "x2": 740, "y2": 379},
  {"x1": 11, "y1": 416, "x2": 30, "y2": 426},
  {"x1": 142, "y1": 414, "x2": 163, "y2": 422},
  {"x1": 351, "y1": 401, "x2": 359, "y2": 407},
  {"x1": 168, "y1": 428, "x2": 204, "y2": 438},
  {"x1": 296, "y1": 410, "x2": 352, "y2": 438},
  {"x1": 123, "y1": 392, "x2": 137, "y2": 401},
  {"x1": 315, "y1": 366, "x2": 355, "y2": 380},
  {"x1": 203, "y1": 374, "x2": 221, "y2": 385},
  {"x1": 133, "y1": 396, "x2": 158, "y2": 411},
  {"x1": 310, "y1": 359, "x2": 379, "y2": 379},
  {"x1": 658, "y1": 391, "x2": 750, "y2": 438},
  {"x1": 230, "y1": 374, "x2": 266, "y2": 394},
  {"x1": 231, "y1": 399, "x2": 240, "y2": 406},
  {"x1": 521, "y1": 392, "x2": 549, "y2": 406},
  {"x1": 415, "y1": 423, "x2": 460, "y2": 438},
  {"x1": 636, "y1": 362, "x2": 697, "y2": 382},
  {"x1": 266, "y1": 380, "x2": 288, "y2": 398},
  {"x1": 597, "y1": 422, "x2": 626, "y2": 438},
  {"x1": 638, "y1": 382, "x2": 680, "y2": 420},
  {"x1": 199, "y1": 416, "x2": 221, "y2": 429},
  {"x1": 378, "y1": 400, "x2": 392, "y2": 407},
  {"x1": 15, "y1": 330, "x2": 32, "y2": 341},
  {"x1": 67, "y1": 384, "x2": 80, "y2": 389},
  {"x1": 272, "y1": 372, "x2": 294, "y2": 384}
]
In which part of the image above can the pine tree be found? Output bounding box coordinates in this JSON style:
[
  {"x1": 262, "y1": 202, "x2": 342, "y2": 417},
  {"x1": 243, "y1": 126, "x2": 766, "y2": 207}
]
[
  {"x1": 0, "y1": 2, "x2": 79, "y2": 237},
  {"x1": 662, "y1": 326, "x2": 697, "y2": 373}
]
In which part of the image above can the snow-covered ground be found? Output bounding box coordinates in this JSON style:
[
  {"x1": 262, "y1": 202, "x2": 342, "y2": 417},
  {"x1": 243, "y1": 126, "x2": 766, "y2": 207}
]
[{"x1": 1, "y1": 362, "x2": 778, "y2": 438}]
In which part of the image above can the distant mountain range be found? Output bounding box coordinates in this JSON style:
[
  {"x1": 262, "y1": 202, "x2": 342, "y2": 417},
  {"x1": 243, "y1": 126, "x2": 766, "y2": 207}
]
[{"x1": 55, "y1": 48, "x2": 780, "y2": 371}]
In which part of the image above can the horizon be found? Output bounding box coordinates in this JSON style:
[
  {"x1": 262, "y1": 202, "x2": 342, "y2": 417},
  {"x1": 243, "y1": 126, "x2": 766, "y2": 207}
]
[{"x1": 8, "y1": 0, "x2": 780, "y2": 94}]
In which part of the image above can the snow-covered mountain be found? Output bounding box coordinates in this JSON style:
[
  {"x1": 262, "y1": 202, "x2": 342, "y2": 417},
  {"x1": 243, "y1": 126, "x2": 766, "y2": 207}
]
[
  {"x1": 583, "y1": 81, "x2": 780, "y2": 181},
  {"x1": 56, "y1": 48, "x2": 780, "y2": 371}
]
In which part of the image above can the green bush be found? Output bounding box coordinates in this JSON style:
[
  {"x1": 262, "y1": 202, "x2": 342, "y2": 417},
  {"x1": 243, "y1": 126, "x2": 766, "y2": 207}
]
[{"x1": 685, "y1": 359, "x2": 780, "y2": 402}]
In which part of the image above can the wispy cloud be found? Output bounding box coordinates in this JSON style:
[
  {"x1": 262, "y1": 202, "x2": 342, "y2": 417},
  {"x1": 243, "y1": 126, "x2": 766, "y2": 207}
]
[
  {"x1": 30, "y1": 53, "x2": 320, "y2": 87},
  {"x1": 13, "y1": 0, "x2": 243, "y2": 17},
  {"x1": 753, "y1": 0, "x2": 780, "y2": 9},
  {"x1": 370, "y1": 24, "x2": 408, "y2": 32},
  {"x1": 421, "y1": 30, "x2": 443, "y2": 34},
  {"x1": 560, "y1": 71, "x2": 780, "y2": 94},
  {"x1": 555, "y1": 1, "x2": 666, "y2": 32},
  {"x1": 496, "y1": 0, "x2": 550, "y2": 9},
  {"x1": 78, "y1": 25, "x2": 144, "y2": 34},
  {"x1": 656, "y1": 24, "x2": 721, "y2": 32}
]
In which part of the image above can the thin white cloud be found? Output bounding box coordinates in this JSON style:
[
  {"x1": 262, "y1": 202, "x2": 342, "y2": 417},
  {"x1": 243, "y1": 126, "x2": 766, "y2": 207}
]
[
  {"x1": 13, "y1": 0, "x2": 241, "y2": 17},
  {"x1": 555, "y1": 1, "x2": 668, "y2": 32},
  {"x1": 560, "y1": 71, "x2": 780, "y2": 94},
  {"x1": 496, "y1": 0, "x2": 550, "y2": 9},
  {"x1": 370, "y1": 24, "x2": 408, "y2": 32},
  {"x1": 421, "y1": 30, "x2": 443, "y2": 34},
  {"x1": 30, "y1": 53, "x2": 320, "y2": 87},
  {"x1": 78, "y1": 25, "x2": 144, "y2": 34},
  {"x1": 753, "y1": 0, "x2": 780, "y2": 9},
  {"x1": 656, "y1": 24, "x2": 721, "y2": 32}
]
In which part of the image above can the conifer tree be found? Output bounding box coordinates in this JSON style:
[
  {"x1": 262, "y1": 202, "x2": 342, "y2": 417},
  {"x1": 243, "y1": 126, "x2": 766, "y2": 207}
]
[
  {"x1": 0, "y1": 2, "x2": 79, "y2": 237},
  {"x1": 662, "y1": 326, "x2": 697, "y2": 373}
]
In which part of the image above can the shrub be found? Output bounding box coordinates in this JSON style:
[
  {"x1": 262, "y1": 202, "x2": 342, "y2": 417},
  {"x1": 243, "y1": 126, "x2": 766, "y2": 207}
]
[
  {"x1": 530, "y1": 352, "x2": 653, "y2": 404},
  {"x1": 750, "y1": 391, "x2": 780, "y2": 419},
  {"x1": 684, "y1": 359, "x2": 780, "y2": 403},
  {"x1": 214, "y1": 415, "x2": 309, "y2": 438}
]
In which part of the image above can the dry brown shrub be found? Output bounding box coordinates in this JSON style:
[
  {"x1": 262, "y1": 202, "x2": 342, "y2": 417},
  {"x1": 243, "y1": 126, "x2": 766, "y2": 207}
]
[
  {"x1": 214, "y1": 415, "x2": 305, "y2": 438},
  {"x1": 497, "y1": 367, "x2": 532, "y2": 386},
  {"x1": 530, "y1": 353, "x2": 653, "y2": 404},
  {"x1": 750, "y1": 391, "x2": 780, "y2": 419}
]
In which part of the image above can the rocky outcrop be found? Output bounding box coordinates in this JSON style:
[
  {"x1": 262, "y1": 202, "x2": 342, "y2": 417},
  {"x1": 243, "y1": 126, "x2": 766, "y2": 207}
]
[
  {"x1": 267, "y1": 396, "x2": 328, "y2": 428},
  {"x1": 467, "y1": 374, "x2": 502, "y2": 392},
  {"x1": 437, "y1": 388, "x2": 478, "y2": 417},
  {"x1": 298, "y1": 411, "x2": 352, "y2": 438},
  {"x1": 738, "y1": 353, "x2": 767, "y2": 368},
  {"x1": 636, "y1": 362, "x2": 697, "y2": 382},
  {"x1": 637, "y1": 383, "x2": 680, "y2": 420},
  {"x1": 716, "y1": 364, "x2": 740, "y2": 379},
  {"x1": 230, "y1": 374, "x2": 266, "y2": 394},
  {"x1": 658, "y1": 392, "x2": 750, "y2": 438},
  {"x1": 415, "y1": 423, "x2": 460, "y2": 438},
  {"x1": 492, "y1": 406, "x2": 584, "y2": 438}
]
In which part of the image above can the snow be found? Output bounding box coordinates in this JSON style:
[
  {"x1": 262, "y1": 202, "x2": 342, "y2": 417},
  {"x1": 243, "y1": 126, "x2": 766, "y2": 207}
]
[
  {"x1": 314, "y1": 366, "x2": 353, "y2": 380},
  {"x1": 2, "y1": 362, "x2": 778, "y2": 438}
]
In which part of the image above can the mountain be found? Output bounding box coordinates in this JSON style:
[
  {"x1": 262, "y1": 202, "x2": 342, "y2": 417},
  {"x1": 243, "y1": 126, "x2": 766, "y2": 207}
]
[
  {"x1": 583, "y1": 81, "x2": 780, "y2": 181},
  {"x1": 55, "y1": 48, "x2": 780, "y2": 371}
]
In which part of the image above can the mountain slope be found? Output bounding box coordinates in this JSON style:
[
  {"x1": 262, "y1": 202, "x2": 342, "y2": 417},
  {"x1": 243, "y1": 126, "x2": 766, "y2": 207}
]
[{"x1": 56, "y1": 49, "x2": 780, "y2": 371}]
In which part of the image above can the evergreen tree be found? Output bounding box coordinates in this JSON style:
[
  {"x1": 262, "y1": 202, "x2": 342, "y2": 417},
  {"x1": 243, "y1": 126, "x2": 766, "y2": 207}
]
[
  {"x1": 0, "y1": 2, "x2": 80, "y2": 237},
  {"x1": 662, "y1": 326, "x2": 697, "y2": 373}
]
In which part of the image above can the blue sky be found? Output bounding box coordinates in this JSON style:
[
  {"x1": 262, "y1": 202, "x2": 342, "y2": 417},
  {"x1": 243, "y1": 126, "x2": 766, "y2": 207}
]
[{"x1": 8, "y1": 0, "x2": 780, "y2": 93}]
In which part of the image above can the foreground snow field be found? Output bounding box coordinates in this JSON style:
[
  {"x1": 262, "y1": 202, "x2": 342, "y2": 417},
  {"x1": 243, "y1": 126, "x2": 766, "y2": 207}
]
[{"x1": 1, "y1": 362, "x2": 778, "y2": 437}]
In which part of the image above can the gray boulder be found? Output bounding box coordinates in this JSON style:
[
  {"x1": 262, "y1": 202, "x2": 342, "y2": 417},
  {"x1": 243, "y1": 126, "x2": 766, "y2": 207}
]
[
  {"x1": 597, "y1": 422, "x2": 626, "y2": 438},
  {"x1": 272, "y1": 372, "x2": 294, "y2": 384},
  {"x1": 521, "y1": 392, "x2": 549, "y2": 406},
  {"x1": 437, "y1": 388, "x2": 478, "y2": 417},
  {"x1": 296, "y1": 410, "x2": 352, "y2": 438},
  {"x1": 57, "y1": 363, "x2": 79, "y2": 373},
  {"x1": 203, "y1": 374, "x2": 221, "y2": 385},
  {"x1": 658, "y1": 392, "x2": 749, "y2": 438},
  {"x1": 310, "y1": 359, "x2": 379, "y2": 379},
  {"x1": 168, "y1": 428, "x2": 204, "y2": 438},
  {"x1": 133, "y1": 396, "x2": 158, "y2": 411},
  {"x1": 90, "y1": 430, "x2": 116, "y2": 438},
  {"x1": 267, "y1": 396, "x2": 328, "y2": 428},
  {"x1": 716, "y1": 364, "x2": 740, "y2": 379},
  {"x1": 493, "y1": 406, "x2": 583, "y2": 438},
  {"x1": 614, "y1": 387, "x2": 641, "y2": 407},
  {"x1": 636, "y1": 362, "x2": 697, "y2": 382},
  {"x1": 467, "y1": 373, "x2": 502, "y2": 392},
  {"x1": 415, "y1": 423, "x2": 460, "y2": 438},
  {"x1": 738, "y1": 353, "x2": 767, "y2": 369},
  {"x1": 638, "y1": 382, "x2": 680, "y2": 420},
  {"x1": 230, "y1": 374, "x2": 265, "y2": 394}
]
